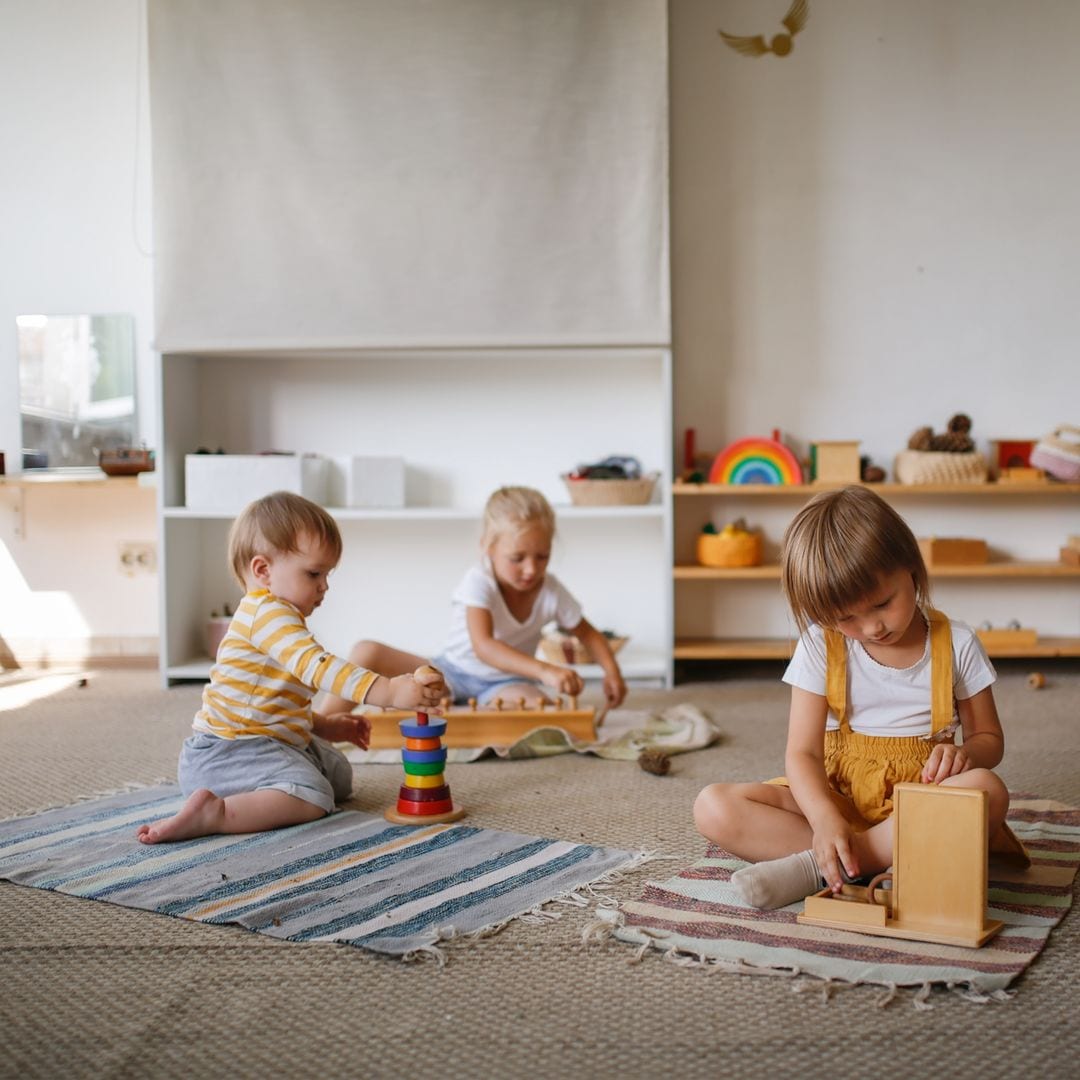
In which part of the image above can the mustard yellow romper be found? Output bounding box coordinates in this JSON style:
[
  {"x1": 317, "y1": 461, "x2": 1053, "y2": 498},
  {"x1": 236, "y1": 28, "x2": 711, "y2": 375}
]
[{"x1": 783, "y1": 610, "x2": 1029, "y2": 864}]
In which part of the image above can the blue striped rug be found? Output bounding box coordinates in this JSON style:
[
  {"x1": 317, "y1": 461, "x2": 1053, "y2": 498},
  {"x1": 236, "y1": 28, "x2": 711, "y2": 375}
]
[{"x1": 0, "y1": 784, "x2": 639, "y2": 958}]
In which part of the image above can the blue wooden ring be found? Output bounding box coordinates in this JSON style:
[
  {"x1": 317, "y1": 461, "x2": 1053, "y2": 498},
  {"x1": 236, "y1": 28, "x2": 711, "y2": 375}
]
[
  {"x1": 401, "y1": 748, "x2": 448, "y2": 765},
  {"x1": 399, "y1": 718, "x2": 447, "y2": 739}
]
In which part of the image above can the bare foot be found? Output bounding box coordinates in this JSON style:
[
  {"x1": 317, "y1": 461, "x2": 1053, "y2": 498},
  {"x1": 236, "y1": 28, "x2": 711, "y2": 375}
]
[{"x1": 136, "y1": 788, "x2": 224, "y2": 844}]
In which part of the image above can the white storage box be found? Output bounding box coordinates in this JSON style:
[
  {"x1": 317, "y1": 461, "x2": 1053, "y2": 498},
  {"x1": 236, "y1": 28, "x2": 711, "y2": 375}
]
[
  {"x1": 327, "y1": 455, "x2": 405, "y2": 508},
  {"x1": 185, "y1": 454, "x2": 328, "y2": 512}
]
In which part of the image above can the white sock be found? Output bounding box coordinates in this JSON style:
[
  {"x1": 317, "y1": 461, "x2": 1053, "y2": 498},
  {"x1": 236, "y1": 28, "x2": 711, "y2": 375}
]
[{"x1": 731, "y1": 849, "x2": 822, "y2": 910}]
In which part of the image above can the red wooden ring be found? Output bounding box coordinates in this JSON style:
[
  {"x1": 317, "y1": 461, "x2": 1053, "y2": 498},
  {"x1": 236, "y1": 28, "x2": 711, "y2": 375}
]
[
  {"x1": 396, "y1": 798, "x2": 454, "y2": 816},
  {"x1": 397, "y1": 784, "x2": 451, "y2": 803}
]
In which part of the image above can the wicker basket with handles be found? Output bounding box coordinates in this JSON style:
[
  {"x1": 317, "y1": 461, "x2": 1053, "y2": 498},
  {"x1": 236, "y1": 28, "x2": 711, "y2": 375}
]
[
  {"x1": 562, "y1": 472, "x2": 658, "y2": 506},
  {"x1": 893, "y1": 450, "x2": 988, "y2": 485},
  {"x1": 539, "y1": 631, "x2": 628, "y2": 665}
]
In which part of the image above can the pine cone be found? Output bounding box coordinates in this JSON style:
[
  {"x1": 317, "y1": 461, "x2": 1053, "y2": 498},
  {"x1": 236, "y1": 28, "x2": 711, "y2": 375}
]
[
  {"x1": 637, "y1": 748, "x2": 671, "y2": 776},
  {"x1": 908, "y1": 426, "x2": 934, "y2": 451},
  {"x1": 947, "y1": 413, "x2": 972, "y2": 435},
  {"x1": 930, "y1": 431, "x2": 974, "y2": 452}
]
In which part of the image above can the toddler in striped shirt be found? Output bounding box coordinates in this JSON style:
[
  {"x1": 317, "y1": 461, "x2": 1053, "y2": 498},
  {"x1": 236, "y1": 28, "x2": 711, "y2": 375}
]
[{"x1": 137, "y1": 491, "x2": 445, "y2": 843}]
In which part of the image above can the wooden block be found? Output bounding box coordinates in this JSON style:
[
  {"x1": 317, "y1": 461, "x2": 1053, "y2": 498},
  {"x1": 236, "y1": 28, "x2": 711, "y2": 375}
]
[
  {"x1": 801, "y1": 887, "x2": 887, "y2": 928},
  {"x1": 1060, "y1": 546, "x2": 1080, "y2": 567},
  {"x1": 365, "y1": 705, "x2": 598, "y2": 749},
  {"x1": 918, "y1": 537, "x2": 988, "y2": 565},
  {"x1": 810, "y1": 441, "x2": 861, "y2": 484},
  {"x1": 990, "y1": 439, "x2": 1036, "y2": 472},
  {"x1": 997, "y1": 467, "x2": 1047, "y2": 483},
  {"x1": 976, "y1": 627, "x2": 1038, "y2": 648}
]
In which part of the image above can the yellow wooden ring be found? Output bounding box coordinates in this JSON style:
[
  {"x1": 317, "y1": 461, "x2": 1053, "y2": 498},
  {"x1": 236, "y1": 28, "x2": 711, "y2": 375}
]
[{"x1": 403, "y1": 773, "x2": 444, "y2": 789}]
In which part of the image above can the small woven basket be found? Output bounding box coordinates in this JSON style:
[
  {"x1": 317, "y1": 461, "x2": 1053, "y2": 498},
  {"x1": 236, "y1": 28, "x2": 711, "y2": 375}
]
[
  {"x1": 893, "y1": 450, "x2": 988, "y2": 485},
  {"x1": 540, "y1": 633, "x2": 628, "y2": 665},
  {"x1": 562, "y1": 472, "x2": 658, "y2": 506}
]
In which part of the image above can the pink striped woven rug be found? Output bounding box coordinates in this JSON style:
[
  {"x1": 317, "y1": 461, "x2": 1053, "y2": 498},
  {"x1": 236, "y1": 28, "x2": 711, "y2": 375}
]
[{"x1": 594, "y1": 796, "x2": 1079, "y2": 1004}]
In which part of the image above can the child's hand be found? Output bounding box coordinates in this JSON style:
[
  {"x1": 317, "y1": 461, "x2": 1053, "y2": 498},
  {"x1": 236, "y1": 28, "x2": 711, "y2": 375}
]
[
  {"x1": 603, "y1": 671, "x2": 627, "y2": 709},
  {"x1": 540, "y1": 663, "x2": 584, "y2": 697},
  {"x1": 387, "y1": 666, "x2": 447, "y2": 712},
  {"x1": 811, "y1": 821, "x2": 859, "y2": 894},
  {"x1": 921, "y1": 742, "x2": 971, "y2": 784},
  {"x1": 316, "y1": 712, "x2": 372, "y2": 749}
]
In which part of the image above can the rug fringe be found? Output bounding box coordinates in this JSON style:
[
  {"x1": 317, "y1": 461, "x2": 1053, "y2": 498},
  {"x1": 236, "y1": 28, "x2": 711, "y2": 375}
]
[
  {"x1": 403, "y1": 850, "x2": 660, "y2": 961},
  {"x1": 582, "y1": 907, "x2": 1019, "y2": 1007},
  {"x1": 402, "y1": 943, "x2": 448, "y2": 968},
  {"x1": 0, "y1": 777, "x2": 175, "y2": 823}
]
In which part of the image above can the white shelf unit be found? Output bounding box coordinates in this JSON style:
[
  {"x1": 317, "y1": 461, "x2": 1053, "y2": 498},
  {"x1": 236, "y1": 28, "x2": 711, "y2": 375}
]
[{"x1": 156, "y1": 346, "x2": 673, "y2": 687}]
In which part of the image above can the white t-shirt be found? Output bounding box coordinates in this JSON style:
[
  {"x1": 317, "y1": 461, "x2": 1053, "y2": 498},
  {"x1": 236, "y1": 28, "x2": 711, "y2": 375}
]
[
  {"x1": 782, "y1": 618, "x2": 995, "y2": 739},
  {"x1": 439, "y1": 563, "x2": 584, "y2": 680}
]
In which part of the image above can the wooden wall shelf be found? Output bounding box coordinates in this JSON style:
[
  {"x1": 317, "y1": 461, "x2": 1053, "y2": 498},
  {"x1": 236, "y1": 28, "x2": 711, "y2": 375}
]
[
  {"x1": 674, "y1": 562, "x2": 1080, "y2": 581},
  {"x1": 674, "y1": 636, "x2": 1080, "y2": 661},
  {"x1": 674, "y1": 481, "x2": 1080, "y2": 497},
  {"x1": 673, "y1": 480, "x2": 1080, "y2": 669}
]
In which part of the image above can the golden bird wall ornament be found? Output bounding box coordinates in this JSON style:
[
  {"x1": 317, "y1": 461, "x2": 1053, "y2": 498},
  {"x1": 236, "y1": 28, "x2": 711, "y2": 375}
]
[{"x1": 720, "y1": 0, "x2": 809, "y2": 58}]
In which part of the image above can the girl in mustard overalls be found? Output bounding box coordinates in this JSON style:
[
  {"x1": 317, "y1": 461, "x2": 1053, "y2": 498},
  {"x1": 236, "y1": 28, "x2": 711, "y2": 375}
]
[{"x1": 693, "y1": 485, "x2": 1027, "y2": 909}]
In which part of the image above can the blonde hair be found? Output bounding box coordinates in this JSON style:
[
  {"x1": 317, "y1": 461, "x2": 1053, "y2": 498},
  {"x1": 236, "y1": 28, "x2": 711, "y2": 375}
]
[
  {"x1": 481, "y1": 486, "x2": 556, "y2": 550},
  {"x1": 227, "y1": 491, "x2": 342, "y2": 587},
  {"x1": 781, "y1": 486, "x2": 931, "y2": 634}
]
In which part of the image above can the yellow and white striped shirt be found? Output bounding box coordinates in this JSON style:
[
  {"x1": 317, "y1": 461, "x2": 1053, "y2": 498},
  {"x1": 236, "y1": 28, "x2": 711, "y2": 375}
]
[{"x1": 192, "y1": 589, "x2": 378, "y2": 747}]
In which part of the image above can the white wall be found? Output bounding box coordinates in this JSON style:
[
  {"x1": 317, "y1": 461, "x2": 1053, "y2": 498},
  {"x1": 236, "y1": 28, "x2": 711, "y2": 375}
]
[
  {"x1": 0, "y1": 0, "x2": 157, "y2": 660},
  {"x1": 671, "y1": 0, "x2": 1080, "y2": 465},
  {"x1": 670, "y1": 0, "x2": 1080, "y2": 639},
  {"x1": 6, "y1": 0, "x2": 1080, "y2": 660}
]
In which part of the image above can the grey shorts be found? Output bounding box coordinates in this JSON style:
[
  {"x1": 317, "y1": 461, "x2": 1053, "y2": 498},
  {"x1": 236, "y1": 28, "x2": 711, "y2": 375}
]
[
  {"x1": 178, "y1": 732, "x2": 354, "y2": 814},
  {"x1": 432, "y1": 654, "x2": 539, "y2": 705}
]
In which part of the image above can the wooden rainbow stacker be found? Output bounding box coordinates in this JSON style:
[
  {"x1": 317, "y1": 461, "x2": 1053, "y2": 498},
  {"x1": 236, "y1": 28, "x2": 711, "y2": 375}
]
[
  {"x1": 367, "y1": 697, "x2": 598, "y2": 751},
  {"x1": 384, "y1": 709, "x2": 466, "y2": 826}
]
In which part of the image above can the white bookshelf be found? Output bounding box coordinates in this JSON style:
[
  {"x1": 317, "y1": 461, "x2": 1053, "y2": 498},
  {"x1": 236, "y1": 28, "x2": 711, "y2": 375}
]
[{"x1": 156, "y1": 346, "x2": 673, "y2": 687}]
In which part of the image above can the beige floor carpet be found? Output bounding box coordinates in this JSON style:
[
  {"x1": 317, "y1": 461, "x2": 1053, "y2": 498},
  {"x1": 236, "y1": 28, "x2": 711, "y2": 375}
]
[{"x1": 2, "y1": 664, "x2": 1078, "y2": 1079}]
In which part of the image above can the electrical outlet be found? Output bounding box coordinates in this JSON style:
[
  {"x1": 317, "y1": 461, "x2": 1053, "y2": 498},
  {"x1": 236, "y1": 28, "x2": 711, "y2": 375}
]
[{"x1": 119, "y1": 541, "x2": 157, "y2": 575}]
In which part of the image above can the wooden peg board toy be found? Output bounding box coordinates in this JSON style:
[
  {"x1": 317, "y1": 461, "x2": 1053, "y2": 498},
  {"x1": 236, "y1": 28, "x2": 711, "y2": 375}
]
[
  {"x1": 384, "y1": 708, "x2": 466, "y2": 826},
  {"x1": 367, "y1": 697, "x2": 597, "y2": 750},
  {"x1": 797, "y1": 783, "x2": 1004, "y2": 948}
]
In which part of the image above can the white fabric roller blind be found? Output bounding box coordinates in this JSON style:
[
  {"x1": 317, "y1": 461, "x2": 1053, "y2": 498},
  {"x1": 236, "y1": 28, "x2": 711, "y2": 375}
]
[{"x1": 148, "y1": 0, "x2": 669, "y2": 349}]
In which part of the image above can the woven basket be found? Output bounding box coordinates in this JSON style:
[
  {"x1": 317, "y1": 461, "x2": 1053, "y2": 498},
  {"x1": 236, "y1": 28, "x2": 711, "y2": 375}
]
[
  {"x1": 893, "y1": 450, "x2": 988, "y2": 485},
  {"x1": 562, "y1": 472, "x2": 658, "y2": 506},
  {"x1": 539, "y1": 633, "x2": 628, "y2": 665}
]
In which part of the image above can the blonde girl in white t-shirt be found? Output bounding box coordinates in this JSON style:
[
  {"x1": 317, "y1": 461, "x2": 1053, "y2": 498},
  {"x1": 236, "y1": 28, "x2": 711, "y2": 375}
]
[
  {"x1": 692, "y1": 485, "x2": 1025, "y2": 910},
  {"x1": 317, "y1": 486, "x2": 627, "y2": 715}
]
